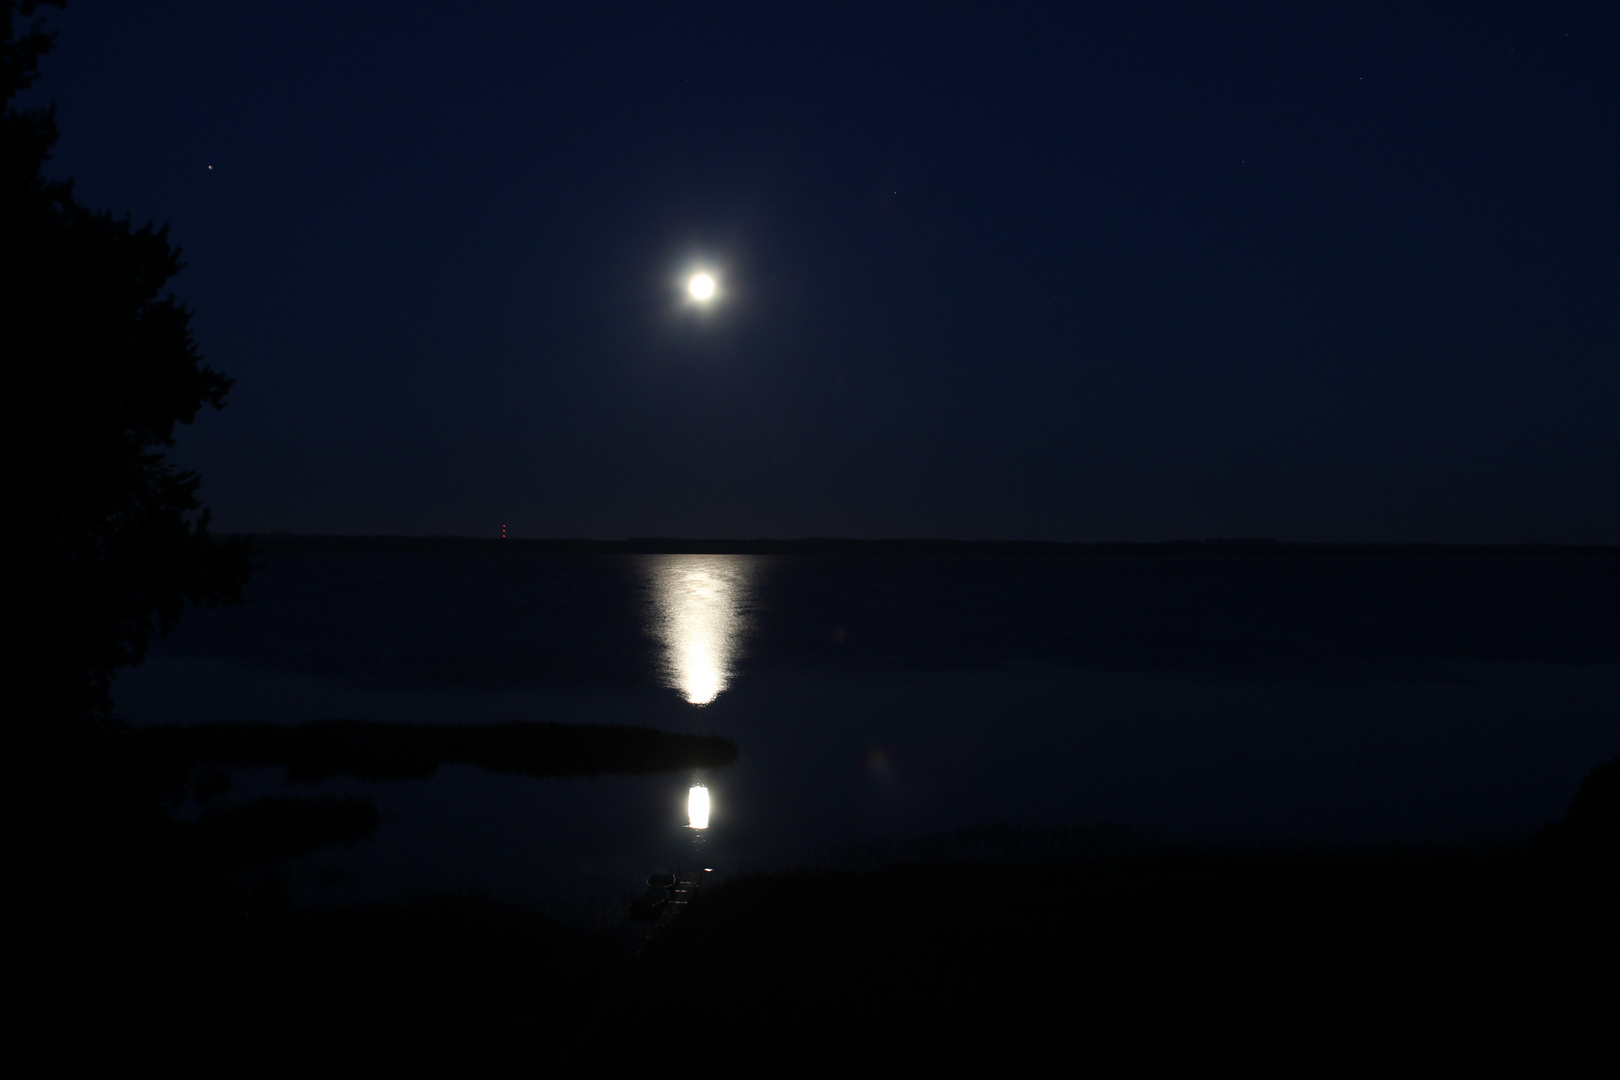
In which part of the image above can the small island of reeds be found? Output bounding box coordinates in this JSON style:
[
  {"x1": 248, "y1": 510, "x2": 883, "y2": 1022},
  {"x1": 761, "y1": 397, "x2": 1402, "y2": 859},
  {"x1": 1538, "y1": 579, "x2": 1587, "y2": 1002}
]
[{"x1": 133, "y1": 719, "x2": 740, "y2": 783}]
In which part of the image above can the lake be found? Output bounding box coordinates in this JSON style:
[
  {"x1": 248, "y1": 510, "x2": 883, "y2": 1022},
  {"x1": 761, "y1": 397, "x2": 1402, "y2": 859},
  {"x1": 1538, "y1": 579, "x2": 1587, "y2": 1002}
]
[{"x1": 113, "y1": 552, "x2": 1620, "y2": 914}]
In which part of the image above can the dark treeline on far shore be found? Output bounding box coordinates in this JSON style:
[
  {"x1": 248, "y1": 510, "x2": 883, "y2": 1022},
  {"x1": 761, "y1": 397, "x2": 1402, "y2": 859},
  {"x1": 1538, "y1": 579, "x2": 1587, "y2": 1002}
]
[
  {"x1": 135, "y1": 720, "x2": 739, "y2": 784},
  {"x1": 242, "y1": 533, "x2": 1619, "y2": 557}
]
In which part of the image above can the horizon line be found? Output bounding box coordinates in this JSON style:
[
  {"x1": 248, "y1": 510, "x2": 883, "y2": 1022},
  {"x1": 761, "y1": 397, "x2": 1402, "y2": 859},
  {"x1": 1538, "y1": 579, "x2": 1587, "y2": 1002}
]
[{"x1": 230, "y1": 533, "x2": 1620, "y2": 556}]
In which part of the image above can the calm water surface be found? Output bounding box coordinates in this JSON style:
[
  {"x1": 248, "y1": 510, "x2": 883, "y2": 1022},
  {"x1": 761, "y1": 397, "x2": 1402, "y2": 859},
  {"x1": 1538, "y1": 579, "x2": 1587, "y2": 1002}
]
[{"x1": 114, "y1": 554, "x2": 1620, "y2": 912}]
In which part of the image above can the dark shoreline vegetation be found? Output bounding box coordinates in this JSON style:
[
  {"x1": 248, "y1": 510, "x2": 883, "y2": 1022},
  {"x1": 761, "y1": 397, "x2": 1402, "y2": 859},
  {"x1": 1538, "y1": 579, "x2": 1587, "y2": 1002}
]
[
  {"x1": 607, "y1": 836, "x2": 1615, "y2": 1070},
  {"x1": 51, "y1": 761, "x2": 1616, "y2": 1073},
  {"x1": 37, "y1": 704, "x2": 1613, "y2": 1073},
  {"x1": 241, "y1": 533, "x2": 1620, "y2": 558}
]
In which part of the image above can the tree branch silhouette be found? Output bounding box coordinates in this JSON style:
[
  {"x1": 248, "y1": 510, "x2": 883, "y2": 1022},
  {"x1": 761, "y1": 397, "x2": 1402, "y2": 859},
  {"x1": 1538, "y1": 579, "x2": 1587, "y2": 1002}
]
[{"x1": 5, "y1": 0, "x2": 252, "y2": 725}]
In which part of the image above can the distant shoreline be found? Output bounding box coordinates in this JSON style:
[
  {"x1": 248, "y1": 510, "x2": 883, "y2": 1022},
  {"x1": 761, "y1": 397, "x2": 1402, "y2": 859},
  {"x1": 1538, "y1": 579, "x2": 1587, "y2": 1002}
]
[{"x1": 235, "y1": 534, "x2": 1619, "y2": 557}]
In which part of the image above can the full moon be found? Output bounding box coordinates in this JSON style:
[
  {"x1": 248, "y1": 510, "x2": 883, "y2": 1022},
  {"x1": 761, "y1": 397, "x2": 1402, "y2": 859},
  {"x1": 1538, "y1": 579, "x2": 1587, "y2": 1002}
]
[{"x1": 688, "y1": 273, "x2": 716, "y2": 300}]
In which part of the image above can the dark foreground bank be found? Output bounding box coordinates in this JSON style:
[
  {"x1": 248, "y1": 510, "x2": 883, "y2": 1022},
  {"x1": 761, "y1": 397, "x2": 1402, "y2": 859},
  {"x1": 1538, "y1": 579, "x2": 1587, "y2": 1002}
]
[
  {"x1": 42, "y1": 830, "x2": 1614, "y2": 1073},
  {"x1": 605, "y1": 842, "x2": 1614, "y2": 1072},
  {"x1": 26, "y1": 748, "x2": 1613, "y2": 1073}
]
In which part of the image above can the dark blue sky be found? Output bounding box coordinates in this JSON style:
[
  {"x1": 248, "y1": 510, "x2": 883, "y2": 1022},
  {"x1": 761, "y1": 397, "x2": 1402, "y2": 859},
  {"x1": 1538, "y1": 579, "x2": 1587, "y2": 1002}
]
[{"x1": 29, "y1": 1, "x2": 1620, "y2": 541}]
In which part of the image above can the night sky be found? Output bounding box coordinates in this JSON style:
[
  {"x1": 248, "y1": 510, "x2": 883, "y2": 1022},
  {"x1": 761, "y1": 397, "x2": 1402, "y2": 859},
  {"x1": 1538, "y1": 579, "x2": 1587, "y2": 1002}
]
[{"x1": 29, "y1": 1, "x2": 1620, "y2": 542}]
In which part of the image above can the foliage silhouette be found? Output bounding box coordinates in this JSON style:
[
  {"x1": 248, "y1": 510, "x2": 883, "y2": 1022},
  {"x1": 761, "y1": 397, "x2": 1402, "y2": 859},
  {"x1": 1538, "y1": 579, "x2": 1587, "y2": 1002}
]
[
  {"x1": 1535, "y1": 751, "x2": 1619, "y2": 886},
  {"x1": 5, "y1": 0, "x2": 251, "y2": 725},
  {"x1": 1556, "y1": 752, "x2": 1618, "y2": 851}
]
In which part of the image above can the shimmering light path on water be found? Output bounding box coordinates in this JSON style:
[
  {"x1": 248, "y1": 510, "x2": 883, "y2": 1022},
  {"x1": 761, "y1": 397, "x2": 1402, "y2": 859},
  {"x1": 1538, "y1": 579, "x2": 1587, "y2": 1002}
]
[{"x1": 645, "y1": 554, "x2": 758, "y2": 705}]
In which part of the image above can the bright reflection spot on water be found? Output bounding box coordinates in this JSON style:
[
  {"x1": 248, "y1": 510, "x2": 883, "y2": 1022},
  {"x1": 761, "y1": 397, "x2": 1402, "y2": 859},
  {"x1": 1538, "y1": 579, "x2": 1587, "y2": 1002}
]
[
  {"x1": 645, "y1": 554, "x2": 758, "y2": 705},
  {"x1": 688, "y1": 785, "x2": 711, "y2": 829}
]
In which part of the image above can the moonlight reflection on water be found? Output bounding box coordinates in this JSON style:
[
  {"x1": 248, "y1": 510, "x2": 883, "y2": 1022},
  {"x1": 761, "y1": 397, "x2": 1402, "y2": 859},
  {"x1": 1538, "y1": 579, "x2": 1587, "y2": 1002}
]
[
  {"x1": 688, "y1": 785, "x2": 711, "y2": 830},
  {"x1": 645, "y1": 554, "x2": 759, "y2": 705},
  {"x1": 106, "y1": 552, "x2": 1620, "y2": 905}
]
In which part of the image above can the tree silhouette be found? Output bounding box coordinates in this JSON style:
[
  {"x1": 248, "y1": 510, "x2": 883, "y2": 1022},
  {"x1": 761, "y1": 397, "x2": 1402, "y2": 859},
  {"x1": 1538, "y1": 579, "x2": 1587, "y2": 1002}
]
[{"x1": 5, "y1": 0, "x2": 252, "y2": 724}]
